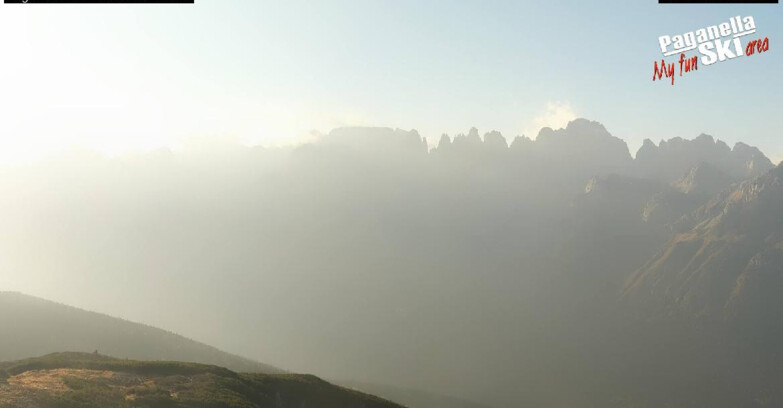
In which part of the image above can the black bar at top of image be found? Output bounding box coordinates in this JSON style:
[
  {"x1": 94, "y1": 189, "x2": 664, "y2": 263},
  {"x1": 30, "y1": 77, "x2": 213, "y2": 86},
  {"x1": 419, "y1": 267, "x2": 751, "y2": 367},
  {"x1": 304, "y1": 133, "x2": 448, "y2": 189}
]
[
  {"x1": 5, "y1": 0, "x2": 193, "y2": 3},
  {"x1": 660, "y1": 0, "x2": 777, "y2": 3}
]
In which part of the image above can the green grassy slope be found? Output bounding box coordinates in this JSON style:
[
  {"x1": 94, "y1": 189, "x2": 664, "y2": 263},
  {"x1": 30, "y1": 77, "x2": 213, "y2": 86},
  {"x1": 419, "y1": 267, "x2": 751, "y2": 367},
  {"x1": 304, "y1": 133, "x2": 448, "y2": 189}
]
[{"x1": 0, "y1": 353, "x2": 404, "y2": 408}]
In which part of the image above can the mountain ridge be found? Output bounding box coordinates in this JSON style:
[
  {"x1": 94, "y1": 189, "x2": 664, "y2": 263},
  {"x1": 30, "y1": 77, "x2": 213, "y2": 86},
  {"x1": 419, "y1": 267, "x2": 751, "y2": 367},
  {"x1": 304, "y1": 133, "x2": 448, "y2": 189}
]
[
  {"x1": 2, "y1": 118, "x2": 779, "y2": 408},
  {"x1": 0, "y1": 291, "x2": 283, "y2": 375},
  {"x1": 623, "y1": 163, "x2": 783, "y2": 321}
]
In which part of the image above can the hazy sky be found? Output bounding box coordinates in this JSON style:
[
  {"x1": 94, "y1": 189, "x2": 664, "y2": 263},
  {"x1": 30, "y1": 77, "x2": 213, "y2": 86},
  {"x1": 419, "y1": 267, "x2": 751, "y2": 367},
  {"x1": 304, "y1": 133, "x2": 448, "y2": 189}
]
[{"x1": 1, "y1": 0, "x2": 781, "y2": 163}]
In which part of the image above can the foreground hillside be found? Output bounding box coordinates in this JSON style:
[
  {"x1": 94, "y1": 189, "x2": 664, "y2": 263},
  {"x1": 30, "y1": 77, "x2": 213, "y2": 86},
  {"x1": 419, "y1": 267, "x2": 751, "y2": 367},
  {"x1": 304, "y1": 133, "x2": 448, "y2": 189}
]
[
  {"x1": 0, "y1": 292, "x2": 282, "y2": 374},
  {"x1": 0, "y1": 353, "x2": 402, "y2": 408},
  {"x1": 1, "y1": 291, "x2": 491, "y2": 408}
]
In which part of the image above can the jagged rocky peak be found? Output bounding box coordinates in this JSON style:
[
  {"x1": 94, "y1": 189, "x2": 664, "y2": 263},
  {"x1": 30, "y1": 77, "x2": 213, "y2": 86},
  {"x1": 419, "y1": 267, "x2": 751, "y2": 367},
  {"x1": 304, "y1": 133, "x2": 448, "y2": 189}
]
[
  {"x1": 536, "y1": 118, "x2": 618, "y2": 144},
  {"x1": 420, "y1": 118, "x2": 632, "y2": 178},
  {"x1": 534, "y1": 118, "x2": 633, "y2": 174},
  {"x1": 509, "y1": 135, "x2": 533, "y2": 152},
  {"x1": 312, "y1": 123, "x2": 773, "y2": 185},
  {"x1": 633, "y1": 134, "x2": 774, "y2": 183},
  {"x1": 322, "y1": 127, "x2": 429, "y2": 155},
  {"x1": 432, "y1": 128, "x2": 512, "y2": 156},
  {"x1": 733, "y1": 141, "x2": 775, "y2": 177},
  {"x1": 693, "y1": 133, "x2": 731, "y2": 152},
  {"x1": 566, "y1": 118, "x2": 615, "y2": 139},
  {"x1": 453, "y1": 127, "x2": 483, "y2": 148},
  {"x1": 434, "y1": 133, "x2": 453, "y2": 152},
  {"x1": 483, "y1": 130, "x2": 508, "y2": 150}
]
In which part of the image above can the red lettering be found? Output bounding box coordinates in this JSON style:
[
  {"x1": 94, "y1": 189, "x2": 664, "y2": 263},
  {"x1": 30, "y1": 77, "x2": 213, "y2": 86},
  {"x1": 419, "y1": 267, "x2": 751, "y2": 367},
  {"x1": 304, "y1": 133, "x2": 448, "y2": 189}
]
[
  {"x1": 653, "y1": 60, "x2": 664, "y2": 81},
  {"x1": 679, "y1": 53, "x2": 697, "y2": 75},
  {"x1": 653, "y1": 59, "x2": 675, "y2": 85},
  {"x1": 685, "y1": 56, "x2": 697, "y2": 72},
  {"x1": 679, "y1": 53, "x2": 685, "y2": 76},
  {"x1": 746, "y1": 40, "x2": 757, "y2": 56},
  {"x1": 746, "y1": 37, "x2": 770, "y2": 57}
]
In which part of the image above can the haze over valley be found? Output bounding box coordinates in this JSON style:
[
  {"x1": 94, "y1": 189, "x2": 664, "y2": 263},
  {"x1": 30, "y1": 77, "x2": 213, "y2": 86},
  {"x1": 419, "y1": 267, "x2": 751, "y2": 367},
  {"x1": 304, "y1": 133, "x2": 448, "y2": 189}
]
[{"x1": 3, "y1": 119, "x2": 782, "y2": 407}]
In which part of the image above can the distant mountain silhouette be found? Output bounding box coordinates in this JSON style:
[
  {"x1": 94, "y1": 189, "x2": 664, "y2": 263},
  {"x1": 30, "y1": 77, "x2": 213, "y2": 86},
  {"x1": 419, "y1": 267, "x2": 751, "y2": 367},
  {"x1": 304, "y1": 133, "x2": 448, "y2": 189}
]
[
  {"x1": 535, "y1": 118, "x2": 633, "y2": 174},
  {"x1": 322, "y1": 127, "x2": 429, "y2": 157},
  {"x1": 634, "y1": 134, "x2": 774, "y2": 183},
  {"x1": 430, "y1": 118, "x2": 632, "y2": 176}
]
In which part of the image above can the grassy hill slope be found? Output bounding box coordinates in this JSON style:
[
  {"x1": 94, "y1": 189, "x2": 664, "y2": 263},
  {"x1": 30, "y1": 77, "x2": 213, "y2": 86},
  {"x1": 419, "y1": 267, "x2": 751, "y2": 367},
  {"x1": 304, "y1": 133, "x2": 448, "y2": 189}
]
[
  {"x1": 0, "y1": 292, "x2": 282, "y2": 374},
  {"x1": 0, "y1": 353, "x2": 403, "y2": 408}
]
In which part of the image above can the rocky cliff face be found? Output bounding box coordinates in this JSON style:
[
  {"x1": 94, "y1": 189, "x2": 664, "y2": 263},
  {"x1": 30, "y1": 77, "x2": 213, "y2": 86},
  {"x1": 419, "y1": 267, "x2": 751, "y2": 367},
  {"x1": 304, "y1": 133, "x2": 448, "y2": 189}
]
[{"x1": 623, "y1": 164, "x2": 783, "y2": 321}]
